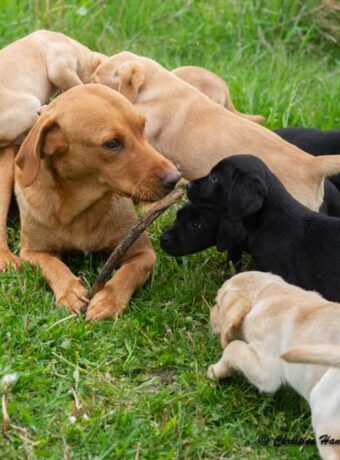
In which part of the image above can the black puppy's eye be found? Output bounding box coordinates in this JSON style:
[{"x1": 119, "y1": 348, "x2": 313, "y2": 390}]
[
  {"x1": 190, "y1": 220, "x2": 201, "y2": 230},
  {"x1": 210, "y1": 173, "x2": 218, "y2": 183},
  {"x1": 103, "y1": 139, "x2": 123, "y2": 151}
]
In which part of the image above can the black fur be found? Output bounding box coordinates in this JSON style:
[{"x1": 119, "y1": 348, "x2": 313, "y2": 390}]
[
  {"x1": 320, "y1": 180, "x2": 340, "y2": 217},
  {"x1": 274, "y1": 127, "x2": 340, "y2": 156},
  {"x1": 187, "y1": 154, "x2": 340, "y2": 302},
  {"x1": 275, "y1": 127, "x2": 340, "y2": 191},
  {"x1": 160, "y1": 202, "x2": 246, "y2": 258}
]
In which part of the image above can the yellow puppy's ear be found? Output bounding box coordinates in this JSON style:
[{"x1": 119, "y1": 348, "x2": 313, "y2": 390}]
[
  {"x1": 117, "y1": 62, "x2": 145, "y2": 102},
  {"x1": 217, "y1": 290, "x2": 251, "y2": 348},
  {"x1": 16, "y1": 117, "x2": 68, "y2": 187},
  {"x1": 91, "y1": 60, "x2": 116, "y2": 87}
]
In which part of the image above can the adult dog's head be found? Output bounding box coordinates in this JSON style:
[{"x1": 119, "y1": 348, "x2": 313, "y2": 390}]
[
  {"x1": 16, "y1": 84, "x2": 180, "y2": 201},
  {"x1": 187, "y1": 155, "x2": 268, "y2": 222},
  {"x1": 160, "y1": 202, "x2": 246, "y2": 256}
]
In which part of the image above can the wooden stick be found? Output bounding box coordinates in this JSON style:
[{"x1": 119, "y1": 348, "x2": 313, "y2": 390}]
[
  {"x1": 2, "y1": 393, "x2": 10, "y2": 438},
  {"x1": 90, "y1": 187, "x2": 183, "y2": 297}
]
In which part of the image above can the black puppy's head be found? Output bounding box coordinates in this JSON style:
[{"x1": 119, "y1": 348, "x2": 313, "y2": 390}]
[
  {"x1": 160, "y1": 202, "x2": 246, "y2": 256},
  {"x1": 187, "y1": 155, "x2": 268, "y2": 222}
]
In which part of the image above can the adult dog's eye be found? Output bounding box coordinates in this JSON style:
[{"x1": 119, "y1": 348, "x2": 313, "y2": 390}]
[
  {"x1": 103, "y1": 139, "x2": 123, "y2": 151},
  {"x1": 190, "y1": 220, "x2": 201, "y2": 230},
  {"x1": 210, "y1": 173, "x2": 218, "y2": 183}
]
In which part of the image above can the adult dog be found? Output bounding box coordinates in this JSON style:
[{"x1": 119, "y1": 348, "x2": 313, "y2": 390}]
[
  {"x1": 0, "y1": 30, "x2": 106, "y2": 271},
  {"x1": 208, "y1": 271, "x2": 340, "y2": 460},
  {"x1": 188, "y1": 154, "x2": 340, "y2": 302},
  {"x1": 92, "y1": 51, "x2": 340, "y2": 213},
  {"x1": 15, "y1": 84, "x2": 180, "y2": 320}
]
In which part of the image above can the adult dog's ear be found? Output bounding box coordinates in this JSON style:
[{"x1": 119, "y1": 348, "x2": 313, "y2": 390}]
[
  {"x1": 216, "y1": 217, "x2": 247, "y2": 251},
  {"x1": 16, "y1": 117, "x2": 68, "y2": 187},
  {"x1": 116, "y1": 62, "x2": 145, "y2": 102},
  {"x1": 228, "y1": 172, "x2": 267, "y2": 222}
]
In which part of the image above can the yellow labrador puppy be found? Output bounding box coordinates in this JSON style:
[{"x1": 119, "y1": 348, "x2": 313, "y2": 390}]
[
  {"x1": 172, "y1": 66, "x2": 265, "y2": 124},
  {"x1": 0, "y1": 30, "x2": 106, "y2": 271},
  {"x1": 208, "y1": 271, "x2": 340, "y2": 460},
  {"x1": 92, "y1": 51, "x2": 340, "y2": 212}
]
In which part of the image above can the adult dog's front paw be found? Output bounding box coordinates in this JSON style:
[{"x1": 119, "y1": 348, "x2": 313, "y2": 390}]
[
  {"x1": 85, "y1": 287, "x2": 125, "y2": 321},
  {"x1": 0, "y1": 249, "x2": 22, "y2": 272},
  {"x1": 57, "y1": 280, "x2": 89, "y2": 315}
]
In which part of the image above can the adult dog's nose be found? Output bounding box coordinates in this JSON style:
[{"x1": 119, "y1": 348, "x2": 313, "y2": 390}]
[{"x1": 162, "y1": 170, "x2": 181, "y2": 191}]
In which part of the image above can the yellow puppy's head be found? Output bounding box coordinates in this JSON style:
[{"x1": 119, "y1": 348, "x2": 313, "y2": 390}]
[
  {"x1": 210, "y1": 271, "x2": 282, "y2": 348},
  {"x1": 91, "y1": 52, "x2": 147, "y2": 103},
  {"x1": 210, "y1": 286, "x2": 251, "y2": 349}
]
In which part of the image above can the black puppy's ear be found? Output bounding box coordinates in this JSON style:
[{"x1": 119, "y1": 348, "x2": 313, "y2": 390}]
[
  {"x1": 216, "y1": 217, "x2": 247, "y2": 251},
  {"x1": 228, "y1": 172, "x2": 267, "y2": 222}
]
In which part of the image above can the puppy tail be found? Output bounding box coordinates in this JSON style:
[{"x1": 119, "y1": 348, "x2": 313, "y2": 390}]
[
  {"x1": 281, "y1": 345, "x2": 340, "y2": 368},
  {"x1": 240, "y1": 113, "x2": 266, "y2": 125},
  {"x1": 226, "y1": 99, "x2": 265, "y2": 124},
  {"x1": 314, "y1": 155, "x2": 340, "y2": 177}
]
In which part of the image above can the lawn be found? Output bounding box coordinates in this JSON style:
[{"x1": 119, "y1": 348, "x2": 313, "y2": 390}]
[{"x1": 0, "y1": 0, "x2": 339, "y2": 459}]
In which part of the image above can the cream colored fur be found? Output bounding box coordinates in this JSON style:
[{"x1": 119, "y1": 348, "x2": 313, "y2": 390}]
[
  {"x1": 172, "y1": 65, "x2": 265, "y2": 124},
  {"x1": 209, "y1": 271, "x2": 340, "y2": 460}
]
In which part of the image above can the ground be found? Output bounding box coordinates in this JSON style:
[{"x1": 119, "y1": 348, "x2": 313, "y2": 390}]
[{"x1": 0, "y1": 0, "x2": 339, "y2": 459}]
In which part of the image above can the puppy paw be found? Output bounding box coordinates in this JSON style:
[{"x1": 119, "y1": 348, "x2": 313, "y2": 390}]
[
  {"x1": 57, "y1": 281, "x2": 89, "y2": 315},
  {"x1": 0, "y1": 250, "x2": 22, "y2": 272},
  {"x1": 207, "y1": 365, "x2": 218, "y2": 381},
  {"x1": 85, "y1": 287, "x2": 125, "y2": 321}
]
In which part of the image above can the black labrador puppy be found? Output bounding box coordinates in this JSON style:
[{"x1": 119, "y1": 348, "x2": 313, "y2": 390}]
[
  {"x1": 187, "y1": 154, "x2": 340, "y2": 302},
  {"x1": 274, "y1": 128, "x2": 340, "y2": 214},
  {"x1": 160, "y1": 202, "x2": 246, "y2": 260},
  {"x1": 274, "y1": 128, "x2": 340, "y2": 156}
]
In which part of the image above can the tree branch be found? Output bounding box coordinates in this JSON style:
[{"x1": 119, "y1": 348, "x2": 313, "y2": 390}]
[{"x1": 90, "y1": 188, "x2": 183, "y2": 297}]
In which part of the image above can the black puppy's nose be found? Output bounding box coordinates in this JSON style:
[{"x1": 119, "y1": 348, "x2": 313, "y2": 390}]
[
  {"x1": 186, "y1": 182, "x2": 195, "y2": 192},
  {"x1": 160, "y1": 232, "x2": 171, "y2": 246},
  {"x1": 162, "y1": 170, "x2": 181, "y2": 191}
]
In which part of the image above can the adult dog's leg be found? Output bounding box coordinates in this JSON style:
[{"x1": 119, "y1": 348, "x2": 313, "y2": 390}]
[
  {"x1": 86, "y1": 201, "x2": 156, "y2": 324},
  {"x1": 86, "y1": 232, "x2": 155, "y2": 320},
  {"x1": 85, "y1": 198, "x2": 156, "y2": 321},
  {"x1": 207, "y1": 340, "x2": 282, "y2": 393},
  {"x1": 20, "y1": 249, "x2": 88, "y2": 314},
  {"x1": 0, "y1": 146, "x2": 21, "y2": 271}
]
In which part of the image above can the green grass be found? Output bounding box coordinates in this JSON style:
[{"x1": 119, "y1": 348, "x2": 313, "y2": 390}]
[{"x1": 0, "y1": 0, "x2": 339, "y2": 458}]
